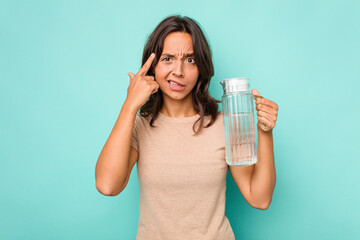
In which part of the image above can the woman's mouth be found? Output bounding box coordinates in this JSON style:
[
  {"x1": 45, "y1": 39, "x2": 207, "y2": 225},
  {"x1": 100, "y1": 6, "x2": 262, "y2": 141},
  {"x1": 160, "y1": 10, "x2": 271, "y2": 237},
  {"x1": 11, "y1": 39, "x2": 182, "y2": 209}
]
[{"x1": 168, "y1": 80, "x2": 185, "y2": 91}]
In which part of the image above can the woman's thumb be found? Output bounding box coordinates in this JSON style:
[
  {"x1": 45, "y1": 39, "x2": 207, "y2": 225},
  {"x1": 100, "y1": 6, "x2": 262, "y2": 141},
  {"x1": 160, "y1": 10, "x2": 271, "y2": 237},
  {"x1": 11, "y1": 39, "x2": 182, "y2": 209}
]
[
  {"x1": 128, "y1": 72, "x2": 135, "y2": 79},
  {"x1": 252, "y1": 89, "x2": 261, "y2": 96}
]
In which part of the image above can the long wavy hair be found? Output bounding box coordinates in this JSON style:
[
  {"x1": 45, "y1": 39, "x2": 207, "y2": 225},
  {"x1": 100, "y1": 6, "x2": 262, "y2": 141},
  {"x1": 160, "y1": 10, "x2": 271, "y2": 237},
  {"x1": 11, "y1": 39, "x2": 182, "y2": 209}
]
[{"x1": 140, "y1": 15, "x2": 221, "y2": 135}]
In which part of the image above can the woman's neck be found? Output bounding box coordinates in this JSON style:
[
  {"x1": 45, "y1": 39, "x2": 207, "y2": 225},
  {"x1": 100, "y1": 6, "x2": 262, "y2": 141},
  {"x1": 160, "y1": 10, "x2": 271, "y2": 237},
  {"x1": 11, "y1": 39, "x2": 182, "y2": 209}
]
[{"x1": 160, "y1": 95, "x2": 197, "y2": 118}]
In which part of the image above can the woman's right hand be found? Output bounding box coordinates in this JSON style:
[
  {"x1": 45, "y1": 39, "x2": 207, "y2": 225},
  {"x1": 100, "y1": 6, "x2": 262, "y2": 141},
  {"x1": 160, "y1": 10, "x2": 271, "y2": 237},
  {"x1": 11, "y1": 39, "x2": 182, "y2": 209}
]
[{"x1": 124, "y1": 53, "x2": 159, "y2": 111}]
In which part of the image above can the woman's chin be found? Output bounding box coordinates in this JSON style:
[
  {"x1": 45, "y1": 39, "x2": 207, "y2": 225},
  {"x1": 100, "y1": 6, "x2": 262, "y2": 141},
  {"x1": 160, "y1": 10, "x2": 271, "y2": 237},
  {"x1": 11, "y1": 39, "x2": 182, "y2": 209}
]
[{"x1": 162, "y1": 91, "x2": 191, "y2": 102}]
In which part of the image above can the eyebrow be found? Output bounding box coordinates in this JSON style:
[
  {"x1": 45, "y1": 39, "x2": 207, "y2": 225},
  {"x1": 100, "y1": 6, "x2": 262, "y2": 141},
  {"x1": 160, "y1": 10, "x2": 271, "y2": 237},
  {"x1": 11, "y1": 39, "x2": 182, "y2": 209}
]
[{"x1": 161, "y1": 53, "x2": 194, "y2": 58}]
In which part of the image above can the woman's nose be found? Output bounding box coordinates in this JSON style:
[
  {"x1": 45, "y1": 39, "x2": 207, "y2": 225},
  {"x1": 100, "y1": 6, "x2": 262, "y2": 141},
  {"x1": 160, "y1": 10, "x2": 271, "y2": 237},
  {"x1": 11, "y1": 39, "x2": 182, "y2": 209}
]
[{"x1": 172, "y1": 60, "x2": 184, "y2": 77}]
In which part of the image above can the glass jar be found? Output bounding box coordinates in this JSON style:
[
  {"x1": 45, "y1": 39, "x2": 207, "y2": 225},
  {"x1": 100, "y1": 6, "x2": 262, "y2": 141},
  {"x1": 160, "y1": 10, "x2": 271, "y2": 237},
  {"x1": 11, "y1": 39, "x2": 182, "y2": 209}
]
[{"x1": 220, "y1": 78, "x2": 257, "y2": 166}]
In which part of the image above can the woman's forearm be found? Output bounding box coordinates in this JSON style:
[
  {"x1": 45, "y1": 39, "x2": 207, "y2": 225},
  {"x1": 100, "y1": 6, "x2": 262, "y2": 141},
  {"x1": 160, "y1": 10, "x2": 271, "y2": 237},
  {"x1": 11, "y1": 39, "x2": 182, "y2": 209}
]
[
  {"x1": 95, "y1": 101, "x2": 138, "y2": 195},
  {"x1": 250, "y1": 129, "x2": 276, "y2": 209}
]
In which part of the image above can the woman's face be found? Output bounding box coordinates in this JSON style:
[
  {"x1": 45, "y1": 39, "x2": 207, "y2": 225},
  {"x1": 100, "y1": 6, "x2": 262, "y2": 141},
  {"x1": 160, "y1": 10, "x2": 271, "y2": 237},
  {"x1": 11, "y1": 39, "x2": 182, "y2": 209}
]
[{"x1": 154, "y1": 32, "x2": 199, "y2": 102}]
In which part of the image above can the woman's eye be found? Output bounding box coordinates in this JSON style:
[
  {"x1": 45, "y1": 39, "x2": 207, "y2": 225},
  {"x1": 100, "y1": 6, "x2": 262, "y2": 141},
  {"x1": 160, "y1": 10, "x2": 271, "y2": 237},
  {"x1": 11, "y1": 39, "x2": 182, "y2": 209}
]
[{"x1": 187, "y1": 58, "x2": 196, "y2": 63}]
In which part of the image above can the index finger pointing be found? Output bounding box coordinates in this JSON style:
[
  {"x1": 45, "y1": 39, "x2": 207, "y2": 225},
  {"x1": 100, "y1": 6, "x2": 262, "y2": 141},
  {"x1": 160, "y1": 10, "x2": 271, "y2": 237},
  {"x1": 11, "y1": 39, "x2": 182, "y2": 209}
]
[{"x1": 138, "y1": 53, "x2": 155, "y2": 76}]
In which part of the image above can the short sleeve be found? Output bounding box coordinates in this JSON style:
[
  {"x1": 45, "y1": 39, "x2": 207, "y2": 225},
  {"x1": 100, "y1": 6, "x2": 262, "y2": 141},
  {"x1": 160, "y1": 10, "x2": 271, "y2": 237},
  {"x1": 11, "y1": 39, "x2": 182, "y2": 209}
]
[{"x1": 130, "y1": 114, "x2": 139, "y2": 152}]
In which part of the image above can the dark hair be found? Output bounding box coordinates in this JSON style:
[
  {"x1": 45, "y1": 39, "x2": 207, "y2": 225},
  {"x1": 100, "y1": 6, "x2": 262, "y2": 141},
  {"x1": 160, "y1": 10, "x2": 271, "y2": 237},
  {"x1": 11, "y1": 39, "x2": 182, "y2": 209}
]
[{"x1": 140, "y1": 15, "x2": 221, "y2": 135}]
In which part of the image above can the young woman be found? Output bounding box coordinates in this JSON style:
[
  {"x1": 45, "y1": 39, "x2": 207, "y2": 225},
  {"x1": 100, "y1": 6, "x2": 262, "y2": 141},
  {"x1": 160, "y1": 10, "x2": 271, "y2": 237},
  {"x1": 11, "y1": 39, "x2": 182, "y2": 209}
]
[{"x1": 95, "y1": 15, "x2": 279, "y2": 239}]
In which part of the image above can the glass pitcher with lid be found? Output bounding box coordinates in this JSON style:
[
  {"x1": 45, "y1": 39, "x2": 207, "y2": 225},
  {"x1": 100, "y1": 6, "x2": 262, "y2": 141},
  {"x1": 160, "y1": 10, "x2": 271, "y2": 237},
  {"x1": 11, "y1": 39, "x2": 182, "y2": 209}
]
[{"x1": 220, "y1": 78, "x2": 257, "y2": 166}]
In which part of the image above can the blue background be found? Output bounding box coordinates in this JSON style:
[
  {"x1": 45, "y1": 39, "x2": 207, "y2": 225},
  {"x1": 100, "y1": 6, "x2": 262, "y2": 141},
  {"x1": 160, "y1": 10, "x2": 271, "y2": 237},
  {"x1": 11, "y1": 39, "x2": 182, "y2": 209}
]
[{"x1": 1, "y1": 0, "x2": 359, "y2": 239}]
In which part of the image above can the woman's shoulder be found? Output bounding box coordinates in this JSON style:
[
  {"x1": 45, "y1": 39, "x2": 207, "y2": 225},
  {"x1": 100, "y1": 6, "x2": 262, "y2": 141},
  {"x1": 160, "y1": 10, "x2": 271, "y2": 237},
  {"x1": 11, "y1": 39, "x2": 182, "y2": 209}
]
[
  {"x1": 200, "y1": 111, "x2": 224, "y2": 136},
  {"x1": 201, "y1": 111, "x2": 223, "y2": 128},
  {"x1": 134, "y1": 112, "x2": 151, "y2": 127},
  {"x1": 215, "y1": 111, "x2": 224, "y2": 121}
]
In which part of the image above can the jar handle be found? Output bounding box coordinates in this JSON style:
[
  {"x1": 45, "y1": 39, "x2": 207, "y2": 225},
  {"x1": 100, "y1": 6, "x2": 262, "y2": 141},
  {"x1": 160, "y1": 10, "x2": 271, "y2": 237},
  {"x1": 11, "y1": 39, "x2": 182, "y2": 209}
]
[{"x1": 252, "y1": 95, "x2": 268, "y2": 130}]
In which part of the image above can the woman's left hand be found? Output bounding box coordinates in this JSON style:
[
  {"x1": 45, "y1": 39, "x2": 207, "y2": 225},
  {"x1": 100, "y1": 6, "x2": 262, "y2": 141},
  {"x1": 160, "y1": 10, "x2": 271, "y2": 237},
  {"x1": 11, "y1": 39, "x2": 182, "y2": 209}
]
[{"x1": 252, "y1": 89, "x2": 279, "y2": 133}]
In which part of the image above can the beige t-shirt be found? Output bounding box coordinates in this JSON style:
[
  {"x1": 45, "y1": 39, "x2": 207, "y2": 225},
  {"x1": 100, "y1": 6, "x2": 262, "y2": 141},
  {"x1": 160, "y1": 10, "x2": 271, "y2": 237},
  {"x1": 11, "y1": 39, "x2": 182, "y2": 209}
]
[{"x1": 131, "y1": 111, "x2": 235, "y2": 240}]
